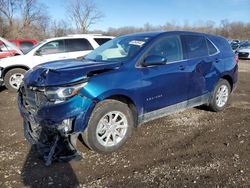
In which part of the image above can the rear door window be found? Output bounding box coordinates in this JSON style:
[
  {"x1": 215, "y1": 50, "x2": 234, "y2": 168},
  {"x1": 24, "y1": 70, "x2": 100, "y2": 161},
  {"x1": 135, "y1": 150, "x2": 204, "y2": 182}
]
[
  {"x1": 94, "y1": 38, "x2": 112, "y2": 45},
  {"x1": 65, "y1": 39, "x2": 93, "y2": 52},
  {"x1": 182, "y1": 35, "x2": 208, "y2": 59},
  {"x1": 146, "y1": 35, "x2": 183, "y2": 63}
]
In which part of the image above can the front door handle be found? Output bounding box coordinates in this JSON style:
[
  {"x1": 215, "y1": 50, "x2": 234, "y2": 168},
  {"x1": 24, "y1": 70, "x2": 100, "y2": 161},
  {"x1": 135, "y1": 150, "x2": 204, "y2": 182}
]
[{"x1": 179, "y1": 65, "x2": 185, "y2": 71}]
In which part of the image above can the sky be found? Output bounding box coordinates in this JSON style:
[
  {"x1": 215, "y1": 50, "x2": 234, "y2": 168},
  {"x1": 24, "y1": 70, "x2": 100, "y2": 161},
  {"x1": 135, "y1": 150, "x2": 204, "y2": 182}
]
[{"x1": 41, "y1": 0, "x2": 250, "y2": 31}]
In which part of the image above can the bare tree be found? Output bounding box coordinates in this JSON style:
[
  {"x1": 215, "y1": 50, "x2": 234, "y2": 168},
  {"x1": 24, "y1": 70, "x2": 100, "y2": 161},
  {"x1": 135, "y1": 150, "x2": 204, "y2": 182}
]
[
  {"x1": 0, "y1": 15, "x2": 6, "y2": 36},
  {"x1": 68, "y1": 0, "x2": 103, "y2": 33},
  {"x1": 50, "y1": 19, "x2": 72, "y2": 37},
  {"x1": 17, "y1": 0, "x2": 49, "y2": 39},
  {"x1": 0, "y1": 0, "x2": 50, "y2": 39},
  {"x1": 0, "y1": 0, "x2": 20, "y2": 25},
  {"x1": 22, "y1": 0, "x2": 45, "y2": 27}
]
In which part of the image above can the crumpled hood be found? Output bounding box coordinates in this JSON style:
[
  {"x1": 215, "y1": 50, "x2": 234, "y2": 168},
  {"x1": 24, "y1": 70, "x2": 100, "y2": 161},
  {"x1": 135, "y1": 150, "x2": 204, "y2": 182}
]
[{"x1": 23, "y1": 59, "x2": 122, "y2": 87}]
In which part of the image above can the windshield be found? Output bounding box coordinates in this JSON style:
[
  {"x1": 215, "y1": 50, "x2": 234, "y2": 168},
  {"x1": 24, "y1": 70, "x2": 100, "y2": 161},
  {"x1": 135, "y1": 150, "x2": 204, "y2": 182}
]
[
  {"x1": 24, "y1": 40, "x2": 45, "y2": 54},
  {"x1": 85, "y1": 35, "x2": 151, "y2": 62},
  {"x1": 0, "y1": 37, "x2": 23, "y2": 54}
]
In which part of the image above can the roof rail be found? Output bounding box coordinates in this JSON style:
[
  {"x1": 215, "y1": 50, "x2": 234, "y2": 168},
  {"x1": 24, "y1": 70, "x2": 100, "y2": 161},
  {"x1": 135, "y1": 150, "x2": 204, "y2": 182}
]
[{"x1": 67, "y1": 34, "x2": 103, "y2": 37}]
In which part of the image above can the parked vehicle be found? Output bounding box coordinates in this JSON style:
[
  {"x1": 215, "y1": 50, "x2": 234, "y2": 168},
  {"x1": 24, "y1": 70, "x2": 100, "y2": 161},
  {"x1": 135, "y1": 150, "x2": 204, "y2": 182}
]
[
  {"x1": 231, "y1": 42, "x2": 240, "y2": 52},
  {"x1": 9, "y1": 39, "x2": 37, "y2": 53},
  {"x1": 237, "y1": 41, "x2": 250, "y2": 59},
  {"x1": 18, "y1": 31, "x2": 238, "y2": 165},
  {"x1": 232, "y1": 39, "x2": 240, "y2": 44},
  {"x1": 0, "y1": 37, "x2": 23, "y2": 59},
  {"x1": 0, "y1": 34, "x2": 113, "y2": 91}
]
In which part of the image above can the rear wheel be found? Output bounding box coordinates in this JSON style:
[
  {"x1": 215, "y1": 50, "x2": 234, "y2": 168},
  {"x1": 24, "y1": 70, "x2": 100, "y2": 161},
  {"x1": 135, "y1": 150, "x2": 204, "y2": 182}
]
[
  {"x1": 209, "y1": 79, "x2": 231, "y2": 112},
  {"x1": 82, "y1": 99, "x2": 134, "y2": 153},
  {"x1": 4, "y1": 68, "x2": 26, "y2": 92}
]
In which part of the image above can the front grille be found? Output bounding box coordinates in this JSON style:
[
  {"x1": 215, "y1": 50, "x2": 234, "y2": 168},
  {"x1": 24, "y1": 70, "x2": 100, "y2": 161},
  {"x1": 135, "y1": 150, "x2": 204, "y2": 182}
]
[{"x1": 238, "y1": 52, "x2": 249, "y2": 58}]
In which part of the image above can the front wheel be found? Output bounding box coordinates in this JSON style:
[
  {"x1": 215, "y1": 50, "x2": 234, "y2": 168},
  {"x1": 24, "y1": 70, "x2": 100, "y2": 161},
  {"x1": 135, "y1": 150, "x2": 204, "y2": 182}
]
[
  {"x1": 4, "y1": 68, "x2": 26, "y2": 92},
  {"x1": 209, "y1": 79, "x2": 231, "y2": 112},
  {"x1": 82, "y1": 99, "x2": 134, "y2": 153}
]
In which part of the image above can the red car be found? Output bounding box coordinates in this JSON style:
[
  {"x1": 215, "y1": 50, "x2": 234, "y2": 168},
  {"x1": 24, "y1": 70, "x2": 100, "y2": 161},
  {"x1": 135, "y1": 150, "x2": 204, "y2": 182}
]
[
  {"x1": 8, "y1": 39, "x2": 37, "y2": 52},
  {"x1": 0, "y1": 37, "x2": 23, "y2": 59},
  {"x1": 0, "y1": 38, "x2": 37, "y2": 59}
]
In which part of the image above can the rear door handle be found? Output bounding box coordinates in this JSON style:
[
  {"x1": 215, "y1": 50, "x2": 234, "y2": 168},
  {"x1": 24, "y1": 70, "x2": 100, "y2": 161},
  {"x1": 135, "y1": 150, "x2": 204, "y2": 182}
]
[{"x1": 215, "y1": 58, "x2": 220, "y2": 63}]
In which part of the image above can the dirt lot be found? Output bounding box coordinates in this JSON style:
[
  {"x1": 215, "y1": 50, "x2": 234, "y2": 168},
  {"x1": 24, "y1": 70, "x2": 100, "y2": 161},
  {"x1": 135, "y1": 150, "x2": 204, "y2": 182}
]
[{"x1": 0, "y1": 60, "x2": 249, "y2": 188}]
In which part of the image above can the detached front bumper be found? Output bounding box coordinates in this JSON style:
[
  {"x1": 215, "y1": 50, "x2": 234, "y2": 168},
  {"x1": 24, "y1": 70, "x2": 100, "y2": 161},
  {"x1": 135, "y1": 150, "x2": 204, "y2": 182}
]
[{"x1": 18, "y1": 92, "x2": 95, "y2": 165}]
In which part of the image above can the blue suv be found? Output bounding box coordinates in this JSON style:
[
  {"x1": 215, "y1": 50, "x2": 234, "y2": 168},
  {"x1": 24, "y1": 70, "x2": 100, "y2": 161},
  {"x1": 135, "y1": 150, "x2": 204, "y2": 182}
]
[{"x1": 18, "y1": 31, "x2": 238, "y2": 164}]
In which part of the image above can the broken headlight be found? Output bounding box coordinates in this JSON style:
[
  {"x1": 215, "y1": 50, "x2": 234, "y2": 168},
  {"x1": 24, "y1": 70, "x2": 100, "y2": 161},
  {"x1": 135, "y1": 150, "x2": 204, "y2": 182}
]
[{"x1": 45, "y1": 82, "x2": 87, "y2": 102}]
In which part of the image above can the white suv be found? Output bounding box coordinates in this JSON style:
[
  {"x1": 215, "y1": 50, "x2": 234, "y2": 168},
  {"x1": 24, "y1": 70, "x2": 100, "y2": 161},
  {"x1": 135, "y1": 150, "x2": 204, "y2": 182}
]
[{"x1": 0, "y1": 34, "x2": 113, "y2": 91}]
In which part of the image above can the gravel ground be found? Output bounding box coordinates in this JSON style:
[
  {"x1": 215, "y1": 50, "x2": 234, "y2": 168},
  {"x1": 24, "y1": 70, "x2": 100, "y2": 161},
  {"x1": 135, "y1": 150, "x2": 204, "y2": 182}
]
[{"x1": 0, "y1": 60, "x2": 249, "y2": 188}]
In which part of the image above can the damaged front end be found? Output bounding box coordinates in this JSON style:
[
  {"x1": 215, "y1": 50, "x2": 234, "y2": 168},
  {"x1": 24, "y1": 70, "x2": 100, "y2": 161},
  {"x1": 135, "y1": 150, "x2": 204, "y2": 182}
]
[
  {"x1": 24, "y1": 118, "x2": 80, "y2": 166},
  {"x1": 17, "y1": 59, "x2": 122, "y2": 166},
  {"x1": 18, "y1": 81, "x2": 95, "y2": 166}
]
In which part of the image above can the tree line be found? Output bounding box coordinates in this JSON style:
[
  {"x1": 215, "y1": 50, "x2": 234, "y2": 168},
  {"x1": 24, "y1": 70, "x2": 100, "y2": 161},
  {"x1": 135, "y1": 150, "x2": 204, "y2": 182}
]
[
  {"x1": 106, "y1": 20, "x2": 250, "y2": 40},
  {"x1": 1, "y1": 0, "x2": 249, "y2": 41},
  {"x1": 0, "y1": 0, "x2": 103, "y2": 40}
]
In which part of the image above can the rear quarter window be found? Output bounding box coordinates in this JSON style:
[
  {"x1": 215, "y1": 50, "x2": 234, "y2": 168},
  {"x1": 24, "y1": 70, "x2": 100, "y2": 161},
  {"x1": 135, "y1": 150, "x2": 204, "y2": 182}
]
[
  {"x1": 209, "y1": 36, "x2": 234, "y2": 57},
  {"x1": 182, "y1": 35, "x2": 208, "y2": 59},
  {"x1": 94, "y1": 38, "x2": 112, "y2": 45},
  {"x1": 206, "y1": 39, "x2": 218, "y2": 55}
]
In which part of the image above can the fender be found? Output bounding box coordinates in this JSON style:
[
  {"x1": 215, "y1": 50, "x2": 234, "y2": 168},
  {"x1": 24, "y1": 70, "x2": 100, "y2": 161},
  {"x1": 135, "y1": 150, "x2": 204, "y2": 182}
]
[{"x1": 81, "y1": 88, "x2": 143, "y2": 116}]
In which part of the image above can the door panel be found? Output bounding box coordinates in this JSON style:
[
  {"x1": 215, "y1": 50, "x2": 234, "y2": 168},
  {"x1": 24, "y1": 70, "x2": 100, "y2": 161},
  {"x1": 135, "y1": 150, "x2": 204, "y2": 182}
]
[
  {"x1": 32, "y1": 39, "x2": 67, "y2": 66},
  {"x1": 140, "y1": 61, "x2": 188, "y2": 113},
  {"x1": 185, "y1": 57, "x2": 212, "y2": 100},
  {"x1": 138, "y1": 35, "x2": 189, "y2": 113},
  {"x1": 181, "y1": 35, "x2": 212, "y2": 101}
]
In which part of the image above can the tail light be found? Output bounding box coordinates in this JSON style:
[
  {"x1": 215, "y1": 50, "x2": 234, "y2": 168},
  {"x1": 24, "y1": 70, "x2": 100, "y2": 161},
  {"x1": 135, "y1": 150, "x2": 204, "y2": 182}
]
[{"x1": 234, "y1": 53, "x2": 239, "y2": 64}]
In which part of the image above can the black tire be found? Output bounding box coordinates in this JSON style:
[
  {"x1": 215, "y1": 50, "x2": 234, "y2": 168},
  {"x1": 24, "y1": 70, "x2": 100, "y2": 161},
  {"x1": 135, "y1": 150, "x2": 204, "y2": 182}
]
[
  {"x1": 4, "y1": 68, "x2": 26, "y2": 92},
  {"x1": 82, "y1": 99, "x2": 134, "y2": 153},
  {"x1": 209, "y1": 79, "x2": 231, "y2": 112}
]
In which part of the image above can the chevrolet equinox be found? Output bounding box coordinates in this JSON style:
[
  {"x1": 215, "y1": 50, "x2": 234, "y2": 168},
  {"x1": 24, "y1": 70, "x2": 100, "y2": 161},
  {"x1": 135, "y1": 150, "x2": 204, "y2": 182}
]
[{"x1": 18, "y1": 31, "x2": 238, "y2": 165}]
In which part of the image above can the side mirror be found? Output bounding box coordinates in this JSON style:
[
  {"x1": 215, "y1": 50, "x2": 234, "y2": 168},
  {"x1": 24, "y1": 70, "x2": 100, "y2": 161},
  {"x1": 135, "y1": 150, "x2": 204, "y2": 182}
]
[
  {"x1": 142, "y1": 55, "x2": 167, "y2": 67},
  {"x1": 35, "y1": 49, "x2": 42, "y2": 56}
]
